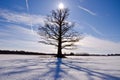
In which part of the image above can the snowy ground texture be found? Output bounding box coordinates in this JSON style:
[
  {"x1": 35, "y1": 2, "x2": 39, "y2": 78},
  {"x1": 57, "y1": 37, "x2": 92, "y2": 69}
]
[{"x1": 0, "y1": 55, "x2": 120, "y2": 80}]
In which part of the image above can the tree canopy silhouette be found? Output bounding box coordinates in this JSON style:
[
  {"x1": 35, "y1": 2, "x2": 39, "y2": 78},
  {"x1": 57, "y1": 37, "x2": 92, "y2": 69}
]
[{"x1": 38, "y1": 8, "x2": 83, "y2": 58}]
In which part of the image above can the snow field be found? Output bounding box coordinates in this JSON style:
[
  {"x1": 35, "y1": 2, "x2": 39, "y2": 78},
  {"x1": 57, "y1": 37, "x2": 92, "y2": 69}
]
[{"x1": 0, "y1": 55, "x2": 120, "y2": 80}]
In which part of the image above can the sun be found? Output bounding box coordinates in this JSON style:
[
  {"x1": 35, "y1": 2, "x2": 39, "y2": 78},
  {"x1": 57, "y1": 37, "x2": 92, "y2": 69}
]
[{"x1": 58, "y1": 3, "x2": 64, "y2": 9}]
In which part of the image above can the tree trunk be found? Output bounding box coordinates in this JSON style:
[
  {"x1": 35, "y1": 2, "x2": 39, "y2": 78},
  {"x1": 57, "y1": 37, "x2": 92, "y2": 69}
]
[
  {"x1": 57, "y1": 40, "x2": 62, "y2": 57},
  {"x1": 57, "y1": 20, "x2": 62, "y2": 58}
]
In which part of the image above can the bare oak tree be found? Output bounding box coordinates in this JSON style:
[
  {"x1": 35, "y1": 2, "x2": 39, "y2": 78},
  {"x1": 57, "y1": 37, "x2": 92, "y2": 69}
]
[{"x1": 38, "y1": 8, "x2": 82, "y2": 58}]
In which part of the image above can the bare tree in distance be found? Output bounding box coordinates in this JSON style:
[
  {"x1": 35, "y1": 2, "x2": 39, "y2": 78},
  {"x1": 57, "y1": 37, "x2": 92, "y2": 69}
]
[{"x1": 38, "y1": 8, "x2": 83, "y2": 58}]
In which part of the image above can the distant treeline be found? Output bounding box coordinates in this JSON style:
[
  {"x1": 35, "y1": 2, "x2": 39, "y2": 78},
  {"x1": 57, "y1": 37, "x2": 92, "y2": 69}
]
[
  {"x1": 0, "y1": 50, "x2": 120, "y2": 56},
  {"x1": 67, "y1": 52, "x2": 120, "y2": 56},
  {"x1": 0, "y1": 50, "x2": 55, "y2": 55},
  {"x1": 107, "y1": 54, "x2": 120, "y2": 56}
]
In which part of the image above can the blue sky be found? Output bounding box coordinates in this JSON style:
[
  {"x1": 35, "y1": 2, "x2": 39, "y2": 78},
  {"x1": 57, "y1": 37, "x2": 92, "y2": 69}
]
[{"x1": 0, "y1": 0, "x2": 120, "y2": 54}]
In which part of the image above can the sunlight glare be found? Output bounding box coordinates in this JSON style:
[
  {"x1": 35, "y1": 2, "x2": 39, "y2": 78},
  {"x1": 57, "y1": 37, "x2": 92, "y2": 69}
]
[{"x1": 58, "y1": 3, "x2": 64, "y2": 9}]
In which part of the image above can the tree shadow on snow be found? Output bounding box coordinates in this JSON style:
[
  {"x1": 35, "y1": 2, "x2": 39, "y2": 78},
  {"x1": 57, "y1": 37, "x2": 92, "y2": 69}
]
[
  {"x1": 38, "y1": 58, "x2": 77, "y2": 80},
  {"x1": 54, "y1": 58, "x2": 62, "y2": 80},
  {"x1": 62, "y1": 60, "x2": 120, "y2": 80},
  {"x1": 0, "y1": 57, "x2": 120, "y2": 80},
  {"x1": 41, "y1": 58, "x2": 120, "y2": 80}
]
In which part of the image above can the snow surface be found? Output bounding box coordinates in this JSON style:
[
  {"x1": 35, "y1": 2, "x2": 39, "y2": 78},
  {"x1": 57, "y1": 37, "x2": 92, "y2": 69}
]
[{"x1": 0, "y1": 55, "x2": 120, "y2": 80}]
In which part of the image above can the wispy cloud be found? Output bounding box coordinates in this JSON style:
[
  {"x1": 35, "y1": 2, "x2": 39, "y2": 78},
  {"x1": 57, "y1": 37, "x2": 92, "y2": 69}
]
[
  {"x1": 25, "y1": 0, "x2": 34, "y2": 33},
  {"x1": 74, "y1": 20, "x2": 104, "y2": 36},
  {"x1": 78, "y1": 6, "x2": 96, "y2": 16},
  {"x1": 86, "y1": 23, "x2": 104, "y2": 36},
  {"x1": 0, "y1": 39, "x2": 56, "y2": 53},
  {"x1": 0, "y1": 24, "x2": 56, "y2": 53},
  {"x1": 0, "y1": 25, "x2": 37, "y2": 41},
  {"x1": 26, "y1": 0, "x2": 29, "y2": 12},
  {"x1": 0, "y1": 9, "x2": 45, "y2": 26},
  {"x1": 75, "y1": 35, "x2": 120, "y2": 54}
]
